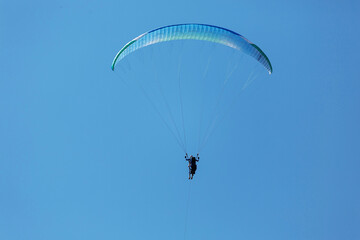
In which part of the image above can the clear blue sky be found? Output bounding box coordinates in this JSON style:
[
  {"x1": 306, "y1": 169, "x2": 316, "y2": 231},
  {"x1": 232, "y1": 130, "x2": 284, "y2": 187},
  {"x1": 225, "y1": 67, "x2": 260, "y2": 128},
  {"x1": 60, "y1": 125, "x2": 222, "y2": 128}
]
[{"x1": 1, "y1": 0, "x2": 360, "y2": 239}]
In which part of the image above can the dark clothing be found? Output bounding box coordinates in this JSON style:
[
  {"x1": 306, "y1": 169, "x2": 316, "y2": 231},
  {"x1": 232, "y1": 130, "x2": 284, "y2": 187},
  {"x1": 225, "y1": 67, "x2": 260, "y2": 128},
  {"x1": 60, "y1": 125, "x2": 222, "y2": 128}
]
[
  {"x1": 185, "y1": 155, "x2": 199, "y2": 179},
  {"x1": 190, "y1": 164, "x2": 197, "y2": 174},
  {"x1": 190, "y1": 157, "x2": 197, "y2": 173}
]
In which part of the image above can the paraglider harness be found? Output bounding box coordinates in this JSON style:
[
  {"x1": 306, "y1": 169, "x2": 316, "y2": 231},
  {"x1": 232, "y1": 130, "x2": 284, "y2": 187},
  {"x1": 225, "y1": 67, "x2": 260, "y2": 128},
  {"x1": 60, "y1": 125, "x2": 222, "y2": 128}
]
[{"x1": 185, "y1": 153, "x2": 199, "y2": 180}]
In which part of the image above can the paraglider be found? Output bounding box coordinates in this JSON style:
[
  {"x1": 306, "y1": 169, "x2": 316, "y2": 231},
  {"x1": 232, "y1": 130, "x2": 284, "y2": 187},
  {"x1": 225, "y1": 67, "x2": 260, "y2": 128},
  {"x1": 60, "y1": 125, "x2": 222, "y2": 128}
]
[
  {"x1": 185, "y1": 153, "x2": 200, "y2": 180},
  {"x1": 111, "y1": 24, "x2": 272, "y2": 74},
  {"x1": 111, "y1": 24, "x2": 272, "y2": 180}
]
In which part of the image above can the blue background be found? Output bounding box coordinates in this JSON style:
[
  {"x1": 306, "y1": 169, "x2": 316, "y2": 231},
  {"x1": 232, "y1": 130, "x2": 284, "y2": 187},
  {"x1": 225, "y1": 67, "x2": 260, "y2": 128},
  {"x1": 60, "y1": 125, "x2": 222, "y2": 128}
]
[{"x1": 1, "y1": 0, "x2": 360, "y2": 239}]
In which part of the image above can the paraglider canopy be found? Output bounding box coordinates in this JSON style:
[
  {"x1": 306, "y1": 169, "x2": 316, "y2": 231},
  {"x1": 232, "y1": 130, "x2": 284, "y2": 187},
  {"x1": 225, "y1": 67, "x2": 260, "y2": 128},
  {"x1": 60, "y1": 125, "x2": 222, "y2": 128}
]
[{"x1": 111, "y1": 24, "x2": 272, "y2": 74}]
